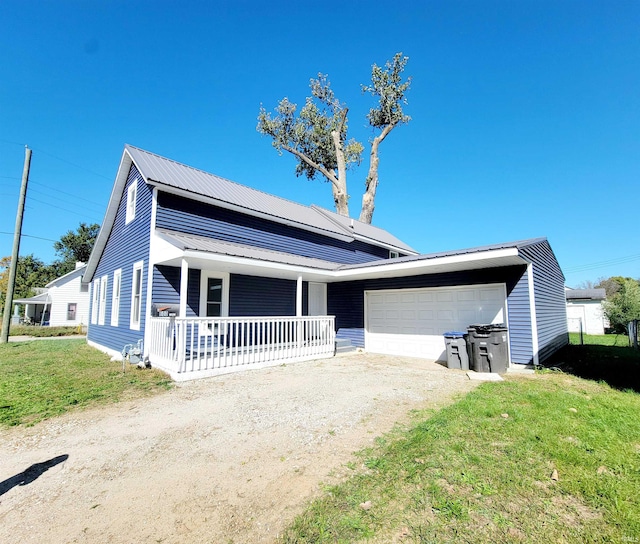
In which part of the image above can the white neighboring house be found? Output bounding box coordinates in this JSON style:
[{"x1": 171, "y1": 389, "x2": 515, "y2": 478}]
[
  {"x1": 565, "y1": 288, "x2": 608, "y2": 335},
  {"x1": 12, "y1": 263, "x2": 90, "y2": 327}
]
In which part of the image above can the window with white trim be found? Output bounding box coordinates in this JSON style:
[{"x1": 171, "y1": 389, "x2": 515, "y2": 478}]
[
  {"x1": 67, "y1": 303, "x2": 77, "y2": 321},
  {"x1": 111, "y1": 269, "x2": 121, "y2": 327},
  {"x1": 91, "y1": 280, "x2": 100, "y2": 324},
  {"x1": 98, "y1": 275, "x2": 108, "y2": 325},
  {"x1": 389, "y1": 250, "x2": 400, "y2": 259},
  {"x1": 130, "y1": 261, "x2": 144, "y2": 330},
  {"x1": 126, "y1": 180, "x2": 137, "y2": 224}
]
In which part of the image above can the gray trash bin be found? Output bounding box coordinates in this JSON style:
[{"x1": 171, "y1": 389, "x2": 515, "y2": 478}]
[
  {"x1": 443, "y1": 331, "x2": 470, "y2": 370},
  {"x1": 466, "y1": 324, "x2": 509, "y2": 373}
]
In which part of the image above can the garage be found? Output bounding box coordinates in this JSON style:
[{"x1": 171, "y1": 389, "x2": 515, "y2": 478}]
[{"x1": 365, "y1": 284, "x2": 508, "y2": 360}]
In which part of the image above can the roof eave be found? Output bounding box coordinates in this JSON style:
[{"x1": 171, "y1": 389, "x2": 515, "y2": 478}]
[{"x1": 84, "y1": 148, "x2": 134, "y2": 282}]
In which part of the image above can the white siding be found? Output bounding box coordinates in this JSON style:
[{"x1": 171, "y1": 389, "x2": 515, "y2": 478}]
[{"x1": 48, "y1": 271, "x2": 91, "y2": 327}]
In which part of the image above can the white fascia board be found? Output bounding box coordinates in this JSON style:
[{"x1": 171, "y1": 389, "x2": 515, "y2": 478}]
[
  {"x1": 46, "y1": 265, "x2": 86, "y2": 288},
  {"x1": 334, "y1": 247, "x2": 523, "y2": 280},
  {"x1": 146, "y1": 182, "x2": 355, "y2": 244},
  {"x1": 151, "y1": 229, "x2": 188, "y2": 263},
  {"x1": 83, "y1": 150, "x2": 134, "y2": 283}
]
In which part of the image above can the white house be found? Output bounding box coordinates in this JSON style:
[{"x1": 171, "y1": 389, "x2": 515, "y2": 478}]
[
  {"x1": 13, "y1": 263, "x2": 90, "y2": 328},
  {"x1": 565, "y1": 288, "x2": 607, "y2": 335}
]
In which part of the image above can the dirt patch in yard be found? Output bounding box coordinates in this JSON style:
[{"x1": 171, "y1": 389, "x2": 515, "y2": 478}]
[{"x1": 0, "y1": 352, "x2": 477, "y2": 544}]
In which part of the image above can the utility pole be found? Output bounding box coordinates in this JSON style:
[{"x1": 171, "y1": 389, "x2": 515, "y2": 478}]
[{"x1": 1, "y1": 147, "x2": 32, "y2": 343}]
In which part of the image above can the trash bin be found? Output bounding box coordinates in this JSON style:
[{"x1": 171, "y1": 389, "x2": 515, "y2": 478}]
[
  {"x1": 443, "y1": 331, "x2": 470, "y2": 370},
  {"x1": 466, "y1": 324, "x2": 509, "y2": 373}
]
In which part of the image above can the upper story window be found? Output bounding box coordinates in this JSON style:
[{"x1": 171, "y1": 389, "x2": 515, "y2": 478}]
[
  {"x1": 389, "y1": 251, "x2": 400, "y2": 259},
  {"x1": 126, "y1": 180, "x2": 137, "y2": 224}
]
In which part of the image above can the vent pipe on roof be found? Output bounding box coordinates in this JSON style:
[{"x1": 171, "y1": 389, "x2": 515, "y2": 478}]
[{"x1": 350, "y1": 219, "x2": 354, "y2": 229}]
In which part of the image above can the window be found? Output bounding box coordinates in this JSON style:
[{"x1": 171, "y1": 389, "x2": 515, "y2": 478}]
[
  {"x1": 67, "y1": 303, "x2": 77, "y2": 321},
  {"x1": 126, "y1": 180, "x2": 137, "y2": 224},
  {"x1": 389, "y1": 251, "x2": 400, "y2": 259},
  {"x1": 80, "y1": 283, "x2": 89, "y2": 293},
  {"x1": 130, "y1": 261, "x2": 144, "y2": 330},
  {"x1": 111, "y1": 269, "x2": 121, "y2": 327},
  {"x1": 98, "y1": 275, "x2": 108, "y2": 325},
  {"x1": 91, "y1": 280, "x2": 100, "y2": 324}
]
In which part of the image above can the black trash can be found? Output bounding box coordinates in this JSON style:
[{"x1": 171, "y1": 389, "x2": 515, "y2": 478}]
[
  {"x1": 443, "y1": 331, "x2": 470, "y2": 370},
  {"x1": 466, "y1": 324, "x2": 509, "y2": 373}
]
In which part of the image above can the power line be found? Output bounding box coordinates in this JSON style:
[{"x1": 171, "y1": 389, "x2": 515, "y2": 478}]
[
  {"x1": 28, "y1": 185, "x2": 104, "y2": 211},
  {"x1": 0, "y1": 231, "x2": 57, "y2": 242},
  {"x1": 26, "y1": 198, "x2": 102, "y2": 221},
  {"x1": 564, "y1": 254, "x2": 640, "y2": 273}
]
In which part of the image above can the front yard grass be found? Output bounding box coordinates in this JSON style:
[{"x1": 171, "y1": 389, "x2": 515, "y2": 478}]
[
  {"x1": 280, "y1": 372, "x2": 640, "y2": 542},
  {"x1": 0, "y1": 338, "x2": 172, "y2": 427}
]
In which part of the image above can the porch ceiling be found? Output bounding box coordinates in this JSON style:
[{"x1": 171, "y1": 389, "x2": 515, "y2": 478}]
[{"x1": 154, "y1": 229, "x2": 527, "y2": 283}]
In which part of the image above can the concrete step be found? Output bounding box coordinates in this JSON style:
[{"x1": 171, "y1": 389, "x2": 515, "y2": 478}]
[{"x1": 335, "y1": 337, "x2": 357, "y2": 354}]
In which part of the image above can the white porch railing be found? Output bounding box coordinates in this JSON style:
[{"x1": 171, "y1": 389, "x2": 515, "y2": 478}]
[{"x1": 147, "y1": 315, "x2": 336, "y2": 380}]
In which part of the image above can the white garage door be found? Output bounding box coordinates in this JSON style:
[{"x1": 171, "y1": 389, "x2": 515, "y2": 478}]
[{"x1": 365, "y1": 284, "x2": 507, "y2": 360}]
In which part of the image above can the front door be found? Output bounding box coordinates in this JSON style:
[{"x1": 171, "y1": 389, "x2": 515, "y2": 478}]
[{"x1": 308, "y1": 282, "x2": 327, "y2": 316}]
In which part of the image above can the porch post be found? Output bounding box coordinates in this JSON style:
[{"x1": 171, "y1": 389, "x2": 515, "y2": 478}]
[
  {"x1": 180, "y1": 259, "x2": 189, "y2": 318},
  {"x1": 296, "y1": 275, "x2": 302, "y2": 317}
]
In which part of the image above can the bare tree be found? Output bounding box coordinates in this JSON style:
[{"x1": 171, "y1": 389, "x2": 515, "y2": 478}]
[{"x1": 257, "y1": 53, "x2": 411, "y2": 224}]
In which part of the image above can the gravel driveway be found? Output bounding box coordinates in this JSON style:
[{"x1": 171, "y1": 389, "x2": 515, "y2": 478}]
[{"x1": 0, "y1": 352, "x2": 478, "y2": 543}]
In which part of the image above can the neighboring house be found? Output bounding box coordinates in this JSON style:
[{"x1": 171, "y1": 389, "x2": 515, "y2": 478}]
[
  {"x1": 12, "y1": 263, "x2": 90, "y2": 327},
  {"x1": 565, "y1": 288, "x2": 607, "y2": 335},
  {"x1": 84, "y1": 145, "x2": 568, "y2": 380},
  {"x1": 46, "y1": 263, "x2": 90, "y2": 327}
]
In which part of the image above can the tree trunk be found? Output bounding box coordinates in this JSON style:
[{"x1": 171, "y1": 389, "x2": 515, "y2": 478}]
[
  {"x1": 331, "y1": 130, "x2": 349, "y2": 217},
  {"x1": 359, "y1": 124, "x2": 395, "y2": 224}
]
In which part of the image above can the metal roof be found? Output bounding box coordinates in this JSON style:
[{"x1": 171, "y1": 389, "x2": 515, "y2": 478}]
[
  {"x1": 565, "y1": 288, "x2": 606, "y2": 300},
  {"x1": 158, "y1": 229, "x2": 340, "y2": 270},
  {"x1": 126, "y1": 145, "x2": 416, "y2": 253},
  {"x1": 338, "y1": 237, "x2": 548, "y2": 270}
]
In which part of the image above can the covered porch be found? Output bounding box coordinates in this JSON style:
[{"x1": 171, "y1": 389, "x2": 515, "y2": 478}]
[{"x1": 146, "y1": 230, "x2": 338, "y2": 380}]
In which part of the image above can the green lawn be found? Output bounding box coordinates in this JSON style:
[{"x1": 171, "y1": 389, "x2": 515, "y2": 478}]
[
  {"x1": 569, "y1": 332, "x2": 630, "y2": 347},
  {"x1": 9, "y1": 325, "x2": 85, "y2": 337},
  {"x1": 0, "y1": 338, "x2": 172, "y2": 427},
  {"x1": 280, "y1": 344, "x2": 640, "y2": 543}
]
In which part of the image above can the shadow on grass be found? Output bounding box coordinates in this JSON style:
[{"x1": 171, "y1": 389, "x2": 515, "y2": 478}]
[
  {"x1": 543, "y1": 343, "x2": 640, "y2": 393},
  {"x1": 0, "y1": 455, "x2": 69, "y2": 496}
]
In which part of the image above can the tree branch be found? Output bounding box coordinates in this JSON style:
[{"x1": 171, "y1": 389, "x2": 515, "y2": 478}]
[{"x1": 281, "y1": 144, "x2": 341, "y2": 192}]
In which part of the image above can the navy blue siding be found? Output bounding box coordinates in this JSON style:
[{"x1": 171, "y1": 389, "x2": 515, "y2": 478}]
[
  {"x1": 229, "y1": 274, "x2": 296, "y2": 316},
  {"x1": 507, "y1": 271, "x2": 535, "y2": 364},
  {"x1": 151, "y1": 265, "x2": 199, "y2": 317},
  {"x1": 520, "y1": 240, "x2": 568, "y2": 363},
  {"x1": 155, "y1": 192, "x2": 389, "y2": 264},
  {"x1": 328, "y1": 266, "x2": 533, "y2": 363},
  {"x1": 87, "y1": 165, "x2": 152, "y2": 352}
]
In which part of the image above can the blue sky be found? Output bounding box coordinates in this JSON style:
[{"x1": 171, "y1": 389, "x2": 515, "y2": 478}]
[{"x1": 1, "y1": 0, "x2": 638, "y2": 287}]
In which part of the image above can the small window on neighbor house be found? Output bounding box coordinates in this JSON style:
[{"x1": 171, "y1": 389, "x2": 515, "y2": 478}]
[
  {"x1": 126, "y1": 180, "x2": 137, "y2": 224},
  {"x1": 80, "y1": 283, "x2": 89, "y2": 293},
  {"x1": 67, "y1": 303, "x2": 77, "y2": 321},
  {"x1": 389, "y1": 251, "x2": 400, "y2": 259},
  {"x1": 130, "y1": 261, "x2": 144, "y2": 330}
]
